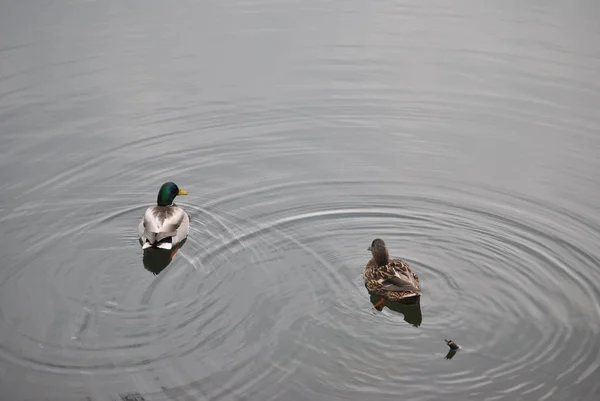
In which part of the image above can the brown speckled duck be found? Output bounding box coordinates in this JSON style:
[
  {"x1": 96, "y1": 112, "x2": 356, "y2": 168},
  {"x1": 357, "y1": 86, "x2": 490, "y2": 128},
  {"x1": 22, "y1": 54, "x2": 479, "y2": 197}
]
[{"x1": 364, "y1": 238, "x2": 421, "y2": 307}]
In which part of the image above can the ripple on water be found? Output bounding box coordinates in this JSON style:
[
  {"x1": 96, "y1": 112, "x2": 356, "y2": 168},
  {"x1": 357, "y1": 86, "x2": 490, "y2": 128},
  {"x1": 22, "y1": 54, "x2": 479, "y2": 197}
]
[
  {"x1": 186, "y1": 180, "x2": 600, "y2": 401},
  {"x1": 1, "y1": 178, "x2": 600, "y2": 400},
  {"x1": 1, "y1": 0, "x2": 600, "y2": 399}
]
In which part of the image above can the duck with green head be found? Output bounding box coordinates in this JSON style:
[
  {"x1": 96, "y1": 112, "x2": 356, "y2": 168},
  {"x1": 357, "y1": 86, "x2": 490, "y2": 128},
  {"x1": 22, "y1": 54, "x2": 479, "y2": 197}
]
[
  {"x1": 364, "y1": 238, "x2": 421, "y2": 307},
  {"x1": 138, "y1": 182, "x2": 190, "y2": 252}
]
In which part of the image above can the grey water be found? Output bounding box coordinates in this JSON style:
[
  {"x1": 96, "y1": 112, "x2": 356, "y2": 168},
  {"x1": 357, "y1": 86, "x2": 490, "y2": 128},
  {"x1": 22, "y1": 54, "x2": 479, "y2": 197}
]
[{"x1": 1, "y1": 0, "x2": 600, "y2": 400}]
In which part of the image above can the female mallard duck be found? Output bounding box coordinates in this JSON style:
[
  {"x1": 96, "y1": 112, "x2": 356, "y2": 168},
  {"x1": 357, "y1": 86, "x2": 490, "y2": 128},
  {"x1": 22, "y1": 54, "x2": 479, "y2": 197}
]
[
  {"x1": 138, "y1": 182, "x2": 190, "y2": 252},
  {"x1": 364, "y1": 238, "x2": 421, "y2": 306}
]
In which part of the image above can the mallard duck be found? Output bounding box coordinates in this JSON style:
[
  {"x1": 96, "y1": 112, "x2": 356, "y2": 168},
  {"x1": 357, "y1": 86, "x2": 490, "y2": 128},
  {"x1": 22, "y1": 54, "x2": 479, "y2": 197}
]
[
  {"x1": 364, "y1": 238, "x2": 421, "y2": 307},
  {"x1": 138, "y1": 182, "x2": 190, "y2": 252}
]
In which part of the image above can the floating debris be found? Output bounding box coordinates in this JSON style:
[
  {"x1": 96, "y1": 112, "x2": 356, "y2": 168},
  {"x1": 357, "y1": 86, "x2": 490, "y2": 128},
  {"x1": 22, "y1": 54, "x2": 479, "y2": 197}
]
[{"x1": 118, "y1": 393, "x2": 146, "y2": 401}]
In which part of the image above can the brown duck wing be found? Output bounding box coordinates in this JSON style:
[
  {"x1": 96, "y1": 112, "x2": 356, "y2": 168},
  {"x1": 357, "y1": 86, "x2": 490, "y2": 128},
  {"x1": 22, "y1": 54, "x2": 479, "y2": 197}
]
[
  {"x1": 380, "y1": 261, "x2": 420, "y2": 293},
  {"x1": 392, "y1": 259, "x2": 420, "y2": 278}
]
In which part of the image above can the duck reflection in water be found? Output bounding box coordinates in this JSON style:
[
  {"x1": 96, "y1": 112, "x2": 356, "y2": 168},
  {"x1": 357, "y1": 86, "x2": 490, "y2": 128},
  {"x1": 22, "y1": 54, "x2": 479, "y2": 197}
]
[
  {"x1": 141, "y1": 238, "x2": 187, "y2": 275},
  {"x1": 369, "y1": 293, "x2": 423, "y2": 327}
]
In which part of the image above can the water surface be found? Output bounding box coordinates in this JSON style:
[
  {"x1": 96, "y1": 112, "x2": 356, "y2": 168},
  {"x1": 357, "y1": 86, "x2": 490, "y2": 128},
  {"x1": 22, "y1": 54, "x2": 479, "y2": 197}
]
[{"x1": 1, "y1": 0, "x2": 600, "y2": 400}]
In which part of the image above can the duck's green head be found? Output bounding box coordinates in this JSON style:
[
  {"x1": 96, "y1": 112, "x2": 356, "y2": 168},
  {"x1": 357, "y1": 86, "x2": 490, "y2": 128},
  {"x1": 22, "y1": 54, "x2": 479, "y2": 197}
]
[
  {"x1": 157, "y1": 182, "x2": 188, "y2": 206},
  {"x1": 368, "y1": 238, "x2": 390, "y2": 266}
]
